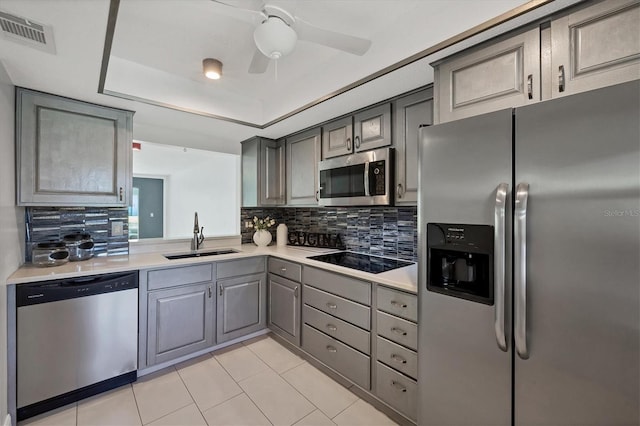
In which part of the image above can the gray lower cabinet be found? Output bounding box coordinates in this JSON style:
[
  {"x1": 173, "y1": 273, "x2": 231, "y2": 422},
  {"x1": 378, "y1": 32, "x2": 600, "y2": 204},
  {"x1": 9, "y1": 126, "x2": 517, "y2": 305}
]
[
  {"x1": 286, "y1": 128, "x2": 321, "y2": 205},
  {"x1": 302, "y1": 267, "x2": 372, "y2": 390},
  {"x1": 147, "y1": 283, "x2": 214, "y2": 366},
  {"x1": 142, "y1": 263, "x2": 216, "y2": 367},
  {"x1": 373, "y1": 285, "x2": 418, "y2": 422},
  {"x1": 216, "y1": 257, "x2": 267, "y2": 343},
  {"x1": 393, "y1": 88, "x2": 433, "y2": 204},
  {"x1": 268, "y1": 258, "x2": 302, "y2": 345},
  {"x1": 16, "y1": 87, "x2": 133, "y2": 206}
]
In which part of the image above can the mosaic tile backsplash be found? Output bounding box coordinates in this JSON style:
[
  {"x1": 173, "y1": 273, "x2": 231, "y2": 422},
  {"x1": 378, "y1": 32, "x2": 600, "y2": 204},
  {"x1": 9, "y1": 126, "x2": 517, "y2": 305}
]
[
  {"x1": 241, "y1": 207, "x2": 418, "y2": 262},
  {"x1": 25, "y1": 207, "x2": 130, "y2": 262}
]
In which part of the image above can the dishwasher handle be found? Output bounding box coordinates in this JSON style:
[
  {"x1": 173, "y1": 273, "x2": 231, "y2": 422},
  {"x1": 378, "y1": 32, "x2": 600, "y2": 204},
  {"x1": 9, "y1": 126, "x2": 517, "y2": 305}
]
[{"x1": 16, "y1": 272, "x2": 138, "y2": 307}]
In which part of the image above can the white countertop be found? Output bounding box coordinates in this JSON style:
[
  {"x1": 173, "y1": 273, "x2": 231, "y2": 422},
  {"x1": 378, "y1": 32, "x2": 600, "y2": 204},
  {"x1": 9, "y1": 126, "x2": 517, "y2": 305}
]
[{"x1": 6, "y1": 244, "x2": 417, "y2": 294}]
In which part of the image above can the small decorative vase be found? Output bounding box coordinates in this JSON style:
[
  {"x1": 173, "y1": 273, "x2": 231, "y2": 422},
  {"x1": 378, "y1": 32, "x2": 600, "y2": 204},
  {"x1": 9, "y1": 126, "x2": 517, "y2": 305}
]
[{"x1": 253, "y1": 229, "x2": 272, "y2": 247}]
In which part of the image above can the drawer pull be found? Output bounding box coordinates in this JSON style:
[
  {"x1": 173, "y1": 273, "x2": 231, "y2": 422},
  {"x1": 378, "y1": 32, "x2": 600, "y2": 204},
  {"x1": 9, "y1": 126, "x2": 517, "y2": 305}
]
[
  {"x1": 326, "y1": 302, "x2": 338, "y2": 310},
  {"x1": 280, "y1": 267, "x2": 287, "y2": 272},
  {"x1": 326, "y1": 324, "x2": 338, "y2": 332},
  {"x1": 326, "y1": 345, "x2": 337, "y2": 353},
  {"x1": 391, "y1": 327, "x2": 407, "y2": 336},
  {"x1": 391, "y1": 380, "x2": 407, "y2": 393},
  {"x1": 390, "y1": 300, "x2": 408, "y2": 309},
  {"x1": 391, "y1": 354, "x2": 407, "y2": 364}
]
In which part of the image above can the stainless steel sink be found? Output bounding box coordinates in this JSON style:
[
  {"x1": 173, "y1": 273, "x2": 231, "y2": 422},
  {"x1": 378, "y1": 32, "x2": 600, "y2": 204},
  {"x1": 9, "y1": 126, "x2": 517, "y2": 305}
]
[{"x1": 164, "y1": 249, "x2": 238, "y2": 260}]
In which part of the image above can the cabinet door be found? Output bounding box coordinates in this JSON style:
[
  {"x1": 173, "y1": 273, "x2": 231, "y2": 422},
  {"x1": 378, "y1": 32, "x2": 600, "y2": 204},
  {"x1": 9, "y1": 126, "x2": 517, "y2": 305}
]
[
  {"x1": 147, "y1": 283, "x2": 214, "y2": 366},
  {"x1": 286, "y1": 128, "x2": 321, "y2": 205},
  {"x1": 260, "y1": 139, "x2": 285, "y2": 205},
  {"x1": 217, "y1": 273, "x2": 266, "y2": 343},
  {"x1": 434, "y1": 28, "x2": 540, "y2": 123},
  {"x1": 551, "y1": 0, "x2": 640, "y2": 98},
  {"x1": 393, "y1": 89, "x2": 433, "y2": 204},
  {"x1": 322, "y1": 116, "x2": 353, "y2": 159},
  {"x1": 241, "y1": 137, "x2": 260, "y2": 207},
  {"x1": 353, "y1": 103, "x2": 391, "y2": 152},
  {"x1": 268, "y1": 273, "x2": 300, "y2": 346},
  {"x1": 16, "y1": 88, "x2": 133, "y2": 206}
]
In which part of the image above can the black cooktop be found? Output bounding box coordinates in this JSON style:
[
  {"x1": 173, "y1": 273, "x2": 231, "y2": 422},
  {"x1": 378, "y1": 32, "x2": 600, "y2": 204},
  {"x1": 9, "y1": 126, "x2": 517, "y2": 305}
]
[{"x1": 308, "y1": 251, "x2": 414, "y2": 274}]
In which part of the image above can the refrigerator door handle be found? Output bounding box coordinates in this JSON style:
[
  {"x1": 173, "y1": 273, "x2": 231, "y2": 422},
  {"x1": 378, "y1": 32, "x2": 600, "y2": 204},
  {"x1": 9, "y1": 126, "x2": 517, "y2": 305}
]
[
  {"x1": 514, "y1": 182, "x2": 530, "y2": 359},
  {"x1": 494, "y1": 183, "x2": 509, "y2": 352}
]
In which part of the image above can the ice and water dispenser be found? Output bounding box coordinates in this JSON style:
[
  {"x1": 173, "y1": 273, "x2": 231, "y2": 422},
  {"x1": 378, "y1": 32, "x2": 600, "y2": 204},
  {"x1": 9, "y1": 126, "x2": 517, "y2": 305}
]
[{"x1": 426, "y1": 223, "x2": 494, "y2": 305}]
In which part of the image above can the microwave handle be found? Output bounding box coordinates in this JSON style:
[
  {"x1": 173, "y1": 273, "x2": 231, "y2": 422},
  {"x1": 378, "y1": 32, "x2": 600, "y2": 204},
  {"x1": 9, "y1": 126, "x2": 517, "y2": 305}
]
[{"x1": 364, "y1": 161, "x2": 370, "y2": 196}]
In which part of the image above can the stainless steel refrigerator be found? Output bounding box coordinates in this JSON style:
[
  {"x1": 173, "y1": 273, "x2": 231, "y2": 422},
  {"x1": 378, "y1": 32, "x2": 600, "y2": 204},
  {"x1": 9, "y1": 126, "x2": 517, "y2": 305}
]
[{"x1": 418, "y1": 80, "x2": 639, "y2": 425}]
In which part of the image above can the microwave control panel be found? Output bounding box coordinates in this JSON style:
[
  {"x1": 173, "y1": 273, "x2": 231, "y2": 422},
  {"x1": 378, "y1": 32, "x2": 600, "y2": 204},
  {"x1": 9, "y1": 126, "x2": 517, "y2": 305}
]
[{"x1": 370, "y1": 160, "x2": 386, "y2": 195}]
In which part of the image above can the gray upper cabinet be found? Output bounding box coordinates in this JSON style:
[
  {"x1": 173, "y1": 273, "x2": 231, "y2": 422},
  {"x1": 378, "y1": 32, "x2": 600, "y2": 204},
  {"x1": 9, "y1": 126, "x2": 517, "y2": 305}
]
[
  {"x1": 241, "y1": 137, "x2": 285, "y2": 207},
  {"x1": 353, "y1": 103, "x2": 391, "y2": 152},
  {"x1": 16, "y1": 88, "x2": 133, "y2": 206},
  {"x1": 433, "y1": 27, "x2": 540, "y2": 124},
  {"x1": 393, "y1": 88, "x2": 433, "y2": 205},
  {"x1": 550, "y1": 0, "x2": 640, "y2": 98},
  {"x1": 321, "y1": 116, "x2": 353, "y2": 159},
  {"x1": 286, "y1": 128, "x2": 321, "y2": 205}
]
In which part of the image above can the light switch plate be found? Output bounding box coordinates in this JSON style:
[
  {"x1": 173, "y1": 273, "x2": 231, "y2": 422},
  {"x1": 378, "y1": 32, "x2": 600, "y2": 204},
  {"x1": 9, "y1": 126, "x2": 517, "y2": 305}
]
[{"x1": 111, "y1": 221, "x2": 124, "y2": 236}]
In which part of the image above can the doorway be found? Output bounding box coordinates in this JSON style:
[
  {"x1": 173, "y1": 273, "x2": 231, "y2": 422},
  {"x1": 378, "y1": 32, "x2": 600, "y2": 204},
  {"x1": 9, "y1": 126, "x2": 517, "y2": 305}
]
[{"x1": 132, "y1": 177, "x2": 164, "y2": 239}]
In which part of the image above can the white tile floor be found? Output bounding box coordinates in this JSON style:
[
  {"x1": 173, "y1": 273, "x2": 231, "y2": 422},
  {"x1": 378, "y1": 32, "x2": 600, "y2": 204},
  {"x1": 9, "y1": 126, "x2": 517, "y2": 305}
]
[{"x1": 20, "y1": 335, "x2": 398, "y2": 426}]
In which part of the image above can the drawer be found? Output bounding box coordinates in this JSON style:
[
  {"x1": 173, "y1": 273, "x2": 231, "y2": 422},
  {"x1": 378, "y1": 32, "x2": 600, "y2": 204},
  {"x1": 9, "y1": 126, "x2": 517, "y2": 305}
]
[
  {"x1": 375, "y1": 361, "x2": 418, "y2": 421},
  {"x1": 304, "y1": 304, "x2": 370, "y2": 354},
  {"x1": 302, "y1": 324, "x2": 370, "y2": 390},
  {"x1": 147, "y1": 263, "x2": 214, "y2": 290},
  {"x1": 376, "y1": 286, "x2": 417, "y2": 322},
  {"x1": 268, "y1": 257, "x2": 302, "y2": 282},
  {"x1": 304, "y1": 285, "x2": 370, "y2": 330},
  {"x1": 376, "y1": 336, "x2": 417, "y2": 380},
  {"x1": 376, "y1": 311, "x2": 417, "y2": 351},
  {"x1": 304, "y1": 266, "x2": 370, "y2": 305},
  {"x1": 217, "y1": 256, "x2": 265, "y2": 279}
]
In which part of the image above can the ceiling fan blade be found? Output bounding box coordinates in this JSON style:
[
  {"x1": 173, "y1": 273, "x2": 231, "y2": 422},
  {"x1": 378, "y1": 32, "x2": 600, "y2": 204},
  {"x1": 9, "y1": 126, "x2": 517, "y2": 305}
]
[
  {"x1": 210, "y1": 0, "x2": 265, "y2": 25},
  {"x1": 294, "y1": 18, "x2": 371, "y2": 56},
  {"x1": 248, "y1": 49, "x2": 270, "y2": 74}
]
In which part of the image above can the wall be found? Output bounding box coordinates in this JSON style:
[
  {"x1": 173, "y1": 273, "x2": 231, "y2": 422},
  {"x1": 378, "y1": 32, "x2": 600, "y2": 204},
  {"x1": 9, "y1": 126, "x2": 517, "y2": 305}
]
[
  {"x1": 0, "y1": 63, "x2": 23, "y2": 424},
  {"x1": 242, "y1": 206, "x2": 418, "y2": 262}
]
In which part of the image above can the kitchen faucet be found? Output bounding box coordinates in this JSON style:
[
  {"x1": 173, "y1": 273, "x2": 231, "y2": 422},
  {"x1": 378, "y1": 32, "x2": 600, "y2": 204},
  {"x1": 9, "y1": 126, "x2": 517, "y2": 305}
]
[{"x1": 191, "y1": 212, "x2": 205, "y2": 251}]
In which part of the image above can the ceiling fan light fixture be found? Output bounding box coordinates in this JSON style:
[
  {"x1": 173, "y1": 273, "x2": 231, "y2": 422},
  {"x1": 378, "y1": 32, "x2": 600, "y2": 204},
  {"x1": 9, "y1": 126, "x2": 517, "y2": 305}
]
[
  {"x1": 254, "y1": 16, "x2": 297, "y2": 59},
  {"x1": 203, "y1": 58, "x2": 223, "y2": 80}
]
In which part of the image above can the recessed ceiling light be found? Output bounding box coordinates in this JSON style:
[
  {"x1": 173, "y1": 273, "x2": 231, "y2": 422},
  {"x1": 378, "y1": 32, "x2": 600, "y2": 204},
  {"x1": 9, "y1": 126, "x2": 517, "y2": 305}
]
[{"x1": 203, "y1": 58, "x2": 222, "y2": 80}]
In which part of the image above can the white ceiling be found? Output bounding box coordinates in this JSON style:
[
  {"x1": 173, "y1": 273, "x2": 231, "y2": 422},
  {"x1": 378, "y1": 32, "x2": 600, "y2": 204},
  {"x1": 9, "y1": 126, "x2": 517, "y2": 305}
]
[{"x1": 0, "y1": 0, "x2": 582, "y2": 154}]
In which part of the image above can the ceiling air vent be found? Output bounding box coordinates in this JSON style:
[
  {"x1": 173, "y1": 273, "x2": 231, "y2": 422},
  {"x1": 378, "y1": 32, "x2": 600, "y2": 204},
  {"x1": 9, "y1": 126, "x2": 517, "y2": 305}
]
[{"x1": 0, "y1": 10, "x2": 56, "y2": 54}]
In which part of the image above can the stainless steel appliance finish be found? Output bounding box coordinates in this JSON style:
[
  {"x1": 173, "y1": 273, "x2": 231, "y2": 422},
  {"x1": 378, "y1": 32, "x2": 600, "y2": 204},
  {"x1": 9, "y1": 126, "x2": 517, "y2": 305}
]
[
  {"x1": 318, "y1": 147, "x2": 393, "y2": 206},
  {"x1": 17, "y1": 272, "x2": 138, "y2": 420},
  {"x1": 418, "y1": 81, "x2": 640, "y2": 425}
]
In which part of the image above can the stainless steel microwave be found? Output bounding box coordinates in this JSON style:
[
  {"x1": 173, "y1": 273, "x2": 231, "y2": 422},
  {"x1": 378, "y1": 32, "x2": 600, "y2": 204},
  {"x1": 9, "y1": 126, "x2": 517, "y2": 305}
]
[{"x1": 318, "y1": 147, "x2": 393, "y2": 206}]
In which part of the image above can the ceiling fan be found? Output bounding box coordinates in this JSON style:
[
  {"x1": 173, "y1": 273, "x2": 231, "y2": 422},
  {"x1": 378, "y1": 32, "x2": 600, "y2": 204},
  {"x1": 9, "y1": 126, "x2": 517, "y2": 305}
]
[{"x1": 212, "y1": 0, "x2": 372, "y2": 74}]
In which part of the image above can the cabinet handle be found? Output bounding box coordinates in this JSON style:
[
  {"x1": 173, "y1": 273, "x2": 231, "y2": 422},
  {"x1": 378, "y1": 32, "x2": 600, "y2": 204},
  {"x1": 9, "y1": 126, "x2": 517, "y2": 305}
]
[
  {"x1": 208, "y1": 286, "x2": 212, "y2": 298},
  {"x1": 354, "y1": 135, "x2": 360, "y2": 149},
  {"x1": 391, "y1": 354, "x2": 407, "y2": 364},
  {"x1": 326, "y1": 323, "x2": 337, "y2": 332},
  {"x1": 315, "y1": 190, "x2": 320, "y2": 202},
  {"x1": 527, "y1": 74, "x2": 533, "y2": 100},
  {"x1": 396, "y1": 183, "x2": 403, "y2": 199},
  {"x1": 326, "y1": 345, "x2": 337, "y2": 353},
  {"x1": 558, "y1": 65, "x2": 565, "y2": 93},
  {"x1": 219, "y1": 285, "x2": 224, "y2": 296},
  {"x1": 119, "y1": 187, "x2": 124, "y2": 201},
  {"x1": 391, "y1": 327, "x2": 407, "y2": 336},
  {"x1": 391, "y1": 381, "x2": 407, "y2": 393},
  {"x1": 346, "y1": 138, "x2": 352, "y2": 151},
  {"x1": 294, "y1": 286, "x2": 299, "y2": 298},
  {"x1": 280, "y1": 267, "x2": 287, "y2": 272},
  {"x1": 326, "y1": 302, "x2": 338, "y2": 310},
  {"x1": 390, "y1": 300, "x2": 408, "y2": 309}
]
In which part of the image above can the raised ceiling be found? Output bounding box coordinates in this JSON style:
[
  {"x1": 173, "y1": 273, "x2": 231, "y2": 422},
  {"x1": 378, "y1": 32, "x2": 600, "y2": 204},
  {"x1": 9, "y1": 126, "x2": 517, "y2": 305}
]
[{"x1": 0, "y1": 0, "x2": 581, "y2": 154}]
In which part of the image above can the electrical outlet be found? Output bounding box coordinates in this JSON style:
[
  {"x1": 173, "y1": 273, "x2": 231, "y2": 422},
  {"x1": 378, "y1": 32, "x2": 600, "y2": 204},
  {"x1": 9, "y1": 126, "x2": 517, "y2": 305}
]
[{"x1": 111, "y1": 221, "x2": 124, "y2": 236}]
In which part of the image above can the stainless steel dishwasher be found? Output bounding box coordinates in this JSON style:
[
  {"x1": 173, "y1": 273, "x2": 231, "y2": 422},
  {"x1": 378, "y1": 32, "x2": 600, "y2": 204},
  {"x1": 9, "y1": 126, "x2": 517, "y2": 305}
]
[{"x1": 16, "y1": 271, "x2": 138, "y2": 421}]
